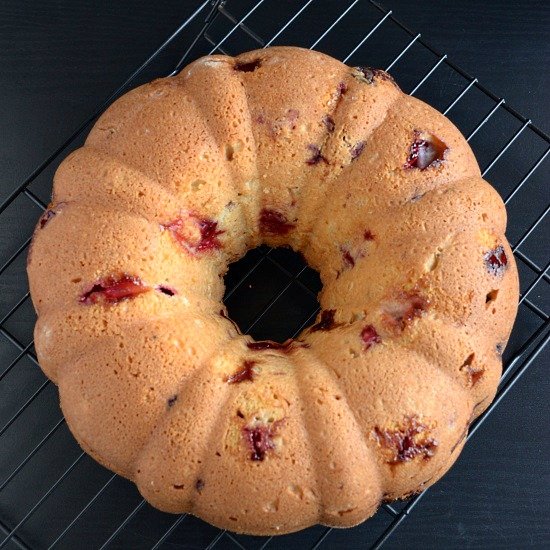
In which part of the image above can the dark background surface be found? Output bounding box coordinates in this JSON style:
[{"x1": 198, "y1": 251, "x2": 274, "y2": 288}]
[{"x1": 0, "y1": 1, "x2": 549, "y2": 549}]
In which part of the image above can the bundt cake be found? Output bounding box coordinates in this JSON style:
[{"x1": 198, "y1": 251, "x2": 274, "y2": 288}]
[{"x1": 27, "y1": 46, "x2": 519, "y2": 535}]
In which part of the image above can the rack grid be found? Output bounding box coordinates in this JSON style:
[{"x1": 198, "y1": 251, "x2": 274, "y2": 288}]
[{"x1": 0, "y1": 0, "x2": 548, "y2": 548}]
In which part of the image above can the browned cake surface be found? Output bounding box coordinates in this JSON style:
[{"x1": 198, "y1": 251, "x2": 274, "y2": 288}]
[{"x1": 27, "y1": 46, "x2": 518, "y2": 535}]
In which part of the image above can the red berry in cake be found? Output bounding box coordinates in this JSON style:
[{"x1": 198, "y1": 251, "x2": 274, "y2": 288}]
[
  {"x1": 310, "y1": 309, "x2": 341, "y2": 332},
  {"x1": 353, "y1": 67, "x2": 376, "y2": 84},
  {"x1": 373, "y1": 415, "x2": 438, "y2": 464},
  {"x1": 484, "y1": 245, "x2": 508, "y2": 276},
  {"x1": 381, "y1": 291, "x2": 429, "y2": 333},
  {"x1": 167, "y1": 395, "x2": 178, "y2": 408},
  {"x1": 162, "y1": 214, "x2": 224, "y2": 254},
  {"x1": 39, "y1": 203, "x2": 66, "y2": 229},
  {"x1": 248, "y1": 340, "x2": 286, "y2": 351},
  {"x1": 80, "y1": 274, "x2": 150, "y2": 305},
  {"x1": 234, "y1": 58, "x2": 262, "y2": 72},
  {"x1": 243, "y1": 421, "x2": 281, "y2": 461},
  {"x1": 404, "y1": 130, "x2": 448, "y2": 170},
  {"x1": 39, "y1": 209, "x2": 56, "y2": 228},
  {"x1": 195, "y1": 479, "x2": 205, "y2": 493},
  {"x1": 286, "y1": 109, "x2": 300, "y2": 127},
  {"x1": 259, "y1": 208, "x2": 295, "y2": 235},
  {"x1": 340, "y1": 234, "x2": 374, "y2": 271},
  {"x1": 265, "y1": 109, "x2": 301, "y2": 137},
  {"x1": 361, "y1": 325, "x2": 381, "y2": 350},
  {"x1": 306, "y1": 144, "x2": 327, "y2": 165},
  {"x1": 337, "y1": 81, "x2": 348, "y2": 96},
  {"x1": 196, "y1": 218, "x2": 224, "y2": 252},
  {"x1": 353, "y1": 67, "x2": 396, "y2": 86},
  {"x1": 341, "y1": 247, "x2": 355, "y2": 269},
  {"x1": 350, "y1": 141, "x2": 366, "y2": 161},
  {"x1": 322, "y1": 115, "x2": 335, "y2": 133},
  {"x1": 226, "y1": 360, "x2": 257, "y2": 384},
  {"x1": 247, "y1": 339, "x2": 309, "y2": 353},
  {"x1": 363, "y1": 230, "x2": 375, "y2": 241},
  {"x1": 410, "y1": 191, "x2": 425, "y2": 202}
]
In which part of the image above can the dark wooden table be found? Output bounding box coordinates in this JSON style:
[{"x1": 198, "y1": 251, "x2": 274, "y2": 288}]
[{"x1": 0, "y1": 1, "x2": 548, "y2": 548}]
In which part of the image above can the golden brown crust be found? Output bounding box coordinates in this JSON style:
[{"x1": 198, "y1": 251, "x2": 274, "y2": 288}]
[{"x1": 27, "y1": 46, "x2": 519, "y2": 535}]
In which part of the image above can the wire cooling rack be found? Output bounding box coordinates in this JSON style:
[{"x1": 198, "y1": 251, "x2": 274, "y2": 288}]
[{"x1": 1, "y1": 0, "x2": 549, "y2": 548}]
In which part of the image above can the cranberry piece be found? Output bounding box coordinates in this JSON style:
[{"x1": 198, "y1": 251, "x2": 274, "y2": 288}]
[
  {"x1": 376, "y1": 69, "x2": 396, "y2": 85},
  {"x1": 341, "y1": 248, "x2": 355, "y2": 269},
  {"x1": 163, "y1": 214, "x2": 224, "y2": 254},
  {"x1": 39, "y1": 209, "x2": 56, "y2": 228},
  {"x1": 234, "y1": 58, "x2": 262, "y2": 72},
  {"x1": 246, "y1": 339, "x2": 309, "y2": 353},
  {"x1": 196, "y1": 219, "x2": 223, "y2": 251},
  {"x1": 410, "y1": 191, "x2": 425, "y2": 202},
  {"x1": 195, "y1": 479, "x2": 205, "y2": 493},
  {"x1": 243, "y1": 422, "x2": 280, "y2": 461},
  {"x1": 361, "y1": 325, "x2": 381, "y2": 350},
  {"x1": 167, "y1": 395, "x2": 178, "y2": 408},
  {"x1": 354, "y1": 67, "x2": 376, "y2": 84},
  {"x1": 247, "y1": 340, "x2": 288, "y2": 351},
  {"x1": 353, "y1": 67, "x2": 396, "y2": 86},
  {"x1": 350, "y1": 141, "x2": 366, "y2": 161},
  {"x1": 286, "y1": 109, "x2": 299, "y2": 126},
  {"x1": 363, "y1": 230, "x2": 375, "y2": 241},
  {"x1": 310, "y1": 310, "x2": 340, "y2": 332},
  {"x1": 337, "y1": 81, "x2": 348, "y2": 96},
  {"x1": 80, "y1": 274, "x2": 150, "y2": 305},
  {"x1": 381, "y1": 291, "x2": 429, "y2": 333},
  {"x1": 306, "y1": 144, "x2": 327, "y2": 166},
  {"x1": 259, "y1": 209, "x2": 295, "y2": 235},
  {"x1": 38, "y1": 202, "x2": 66, "y2": 229},
  {"x1": 322, "y1": 115, "x2": 335, "y2": 133},
  {"x1": 226, "y1": 360, "x2": 257, "y2": 384},
  {"x1": 374, "y1": 416, "x2": 438, "y2": 464},
  {"x1": 404, "y1": 131, "x2": 448, "y2": 170},
  {"x1": 484, "y1": 245, "x2": 508, "y2": 276}
]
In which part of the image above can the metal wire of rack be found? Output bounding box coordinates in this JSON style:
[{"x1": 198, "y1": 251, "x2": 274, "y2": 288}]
[{"x1": 0, "y1": 0, "x2": 548, "y2": 548}]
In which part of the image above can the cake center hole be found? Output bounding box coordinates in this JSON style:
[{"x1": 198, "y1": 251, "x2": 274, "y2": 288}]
[{"x1": 223, "y1": 246, "x2": 322, "y2": 342}]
